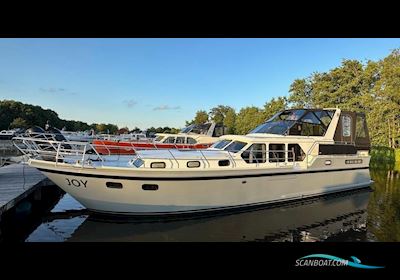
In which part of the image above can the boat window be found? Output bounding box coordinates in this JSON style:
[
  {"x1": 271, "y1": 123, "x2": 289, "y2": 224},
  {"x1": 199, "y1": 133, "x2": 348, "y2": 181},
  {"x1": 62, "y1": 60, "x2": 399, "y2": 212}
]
[
  {"x1": 176, "y1": 137, "x2": 185, "y2": 144},
  {"x1": 181, "y1": 123, "x2": 212, "y2": 135},
  {"x1": 241, "y1": 144, "x2": 266, "y2": 164},
  {"x1": 106, "y1": 182, "x2": 123, "y2": 189},
  {"x1": 224, "y1": 141, "x2": 247, "y2": 153},
  {"x1": 142, "y1": 184, "x2": 159, "y2": 191},
  {"x1": 288, "y1": 144, "x2": 305, "y2": 162},
  {"x1": 164, "y1": 137, "x2": 176, "y2": 144},
  {"x1": 211, "y1": 139, "x2": 232, "y2": 149},
  {"x1": 186, "y1": 137, "x2": 197, "y2": 144},
  {"x1": 151, "y1": 162, "x2": 166, "y2": 168},
  {"x1": 267, "y1": 110, "x2": 306, "y2": 122},
  {"x1": 187, "y1": 161, "x2": 201, "y2": 168},
  {"x1": 300, "y1": 122, "x2": 326, "y2": 136},
  {"x1": 218, "y1": 160, "x2": 230, "y2": 166},
  {"x1": 269, "y1": 144, "x2": 285, "y2": 162},
  {"x1": 250, "y1": 121, "x2": 294, "y2": 135},
  {"x1": 301, "y1": 112, "x2": 321, "y2": 124},
  {"x1": 155, "y1": 135, "x2": 164, "y2": 142},
  {"x1": 314, "y1": 111, "x2": 332, "y2": 127},
  {"x1": 213, "y1": 124, "x2": 227, "y2": 137},
  {"x1": 356, "y1": 115, "x2": 367, "y2": 138},
  {"x1": 181, "y1": 124, "x2": 195, "y2": 134}
]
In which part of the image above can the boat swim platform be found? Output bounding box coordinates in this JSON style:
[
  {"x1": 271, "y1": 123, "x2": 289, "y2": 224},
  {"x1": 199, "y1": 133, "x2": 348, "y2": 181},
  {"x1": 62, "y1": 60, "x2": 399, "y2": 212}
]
[{"x1": 0, "y1": 163, "x2": 53, "y2": 220}]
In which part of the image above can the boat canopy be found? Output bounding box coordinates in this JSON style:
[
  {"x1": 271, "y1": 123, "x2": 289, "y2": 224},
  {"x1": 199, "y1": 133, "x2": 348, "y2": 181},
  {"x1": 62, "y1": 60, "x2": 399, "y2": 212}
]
[{"x1": 250, "y1": 109, "x2": 335, "y2": 136}]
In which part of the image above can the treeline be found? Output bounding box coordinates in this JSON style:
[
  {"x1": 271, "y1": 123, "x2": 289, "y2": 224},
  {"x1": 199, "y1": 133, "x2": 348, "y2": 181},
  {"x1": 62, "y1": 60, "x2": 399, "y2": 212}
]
[
  {"x1": 186, "y1": 49, "x2": 400, "y2": 147},
  {"x1": 0, "y1": 100, "x2": 181, "y2": 134},
  {"x1": 0, "y1": 100, "x2": 117, "y2": 134}
]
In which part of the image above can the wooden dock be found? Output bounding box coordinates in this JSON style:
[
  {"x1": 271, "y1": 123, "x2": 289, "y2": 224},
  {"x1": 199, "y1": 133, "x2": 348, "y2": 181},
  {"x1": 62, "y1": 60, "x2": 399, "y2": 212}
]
[{"x1": 0, "y1": 164, "x2": 53, "y2": 220}]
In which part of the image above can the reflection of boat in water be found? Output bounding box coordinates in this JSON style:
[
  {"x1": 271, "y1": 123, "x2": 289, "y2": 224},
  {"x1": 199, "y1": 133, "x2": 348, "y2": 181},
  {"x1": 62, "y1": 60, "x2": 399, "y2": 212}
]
[{"x1": 66, "y1": 188, "x2": 371, "y2": 242}]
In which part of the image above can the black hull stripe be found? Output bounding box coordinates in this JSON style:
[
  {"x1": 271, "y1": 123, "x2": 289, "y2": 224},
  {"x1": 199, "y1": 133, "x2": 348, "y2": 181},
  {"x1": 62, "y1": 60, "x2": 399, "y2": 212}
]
[{"x1": 36, "y1": 166, "x2": 370, "y2": 181}]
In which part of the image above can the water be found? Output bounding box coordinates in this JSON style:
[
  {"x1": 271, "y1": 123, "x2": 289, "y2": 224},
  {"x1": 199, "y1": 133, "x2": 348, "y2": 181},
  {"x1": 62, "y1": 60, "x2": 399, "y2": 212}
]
[{"x1": 24, "y1": 167, "x2": 400, "y2": 242}]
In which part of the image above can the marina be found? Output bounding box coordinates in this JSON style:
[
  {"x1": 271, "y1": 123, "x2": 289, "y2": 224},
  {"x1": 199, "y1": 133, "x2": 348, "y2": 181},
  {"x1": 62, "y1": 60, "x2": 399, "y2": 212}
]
[{"x1": 1, "y1": 38, "x2": 400, "y2": 244}]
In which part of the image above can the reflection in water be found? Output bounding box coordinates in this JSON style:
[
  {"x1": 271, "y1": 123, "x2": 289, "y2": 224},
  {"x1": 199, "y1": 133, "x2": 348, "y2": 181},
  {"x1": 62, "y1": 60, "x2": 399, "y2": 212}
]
[
  {"x1": 367, "y1": 168, "x2": 400, "y2": 241},
  {"x1": 24, "y1": 167, "x2": 400, "y2": 242}
]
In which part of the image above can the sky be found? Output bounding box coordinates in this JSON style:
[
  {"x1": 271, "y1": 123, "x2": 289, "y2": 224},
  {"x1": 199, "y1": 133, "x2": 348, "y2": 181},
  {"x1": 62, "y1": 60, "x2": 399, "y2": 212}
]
[{"x1": 1, "y1": 38, "x2": 400, "y2": 129}]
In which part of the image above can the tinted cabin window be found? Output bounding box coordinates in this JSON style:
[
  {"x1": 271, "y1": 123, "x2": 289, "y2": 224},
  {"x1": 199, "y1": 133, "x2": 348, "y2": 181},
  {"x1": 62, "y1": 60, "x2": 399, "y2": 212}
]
[
  {"x1": 356, "y1": 115, "x2": 367, "y2": 138},
  {"x1": 224, "y1": 141, "x2": 247, "y2": 153},
  {"x1": 164, "y1": 137, "x2": 176, "y2": 143},
  {"x1": 176, "y1": 137, "x2": 185, "y2": 144},
  {"x1": 314, "y1": 111, "x2": 332, "y2": 127},
  {"x1": 302, "y1": 112, "x2": 321, "y2": 124},
  {"x1": 213, "y1": 125, "x2": 226, "y2": 137},
  {"x1": 187, "y1": 137, "x2": 196, "y2": 144},
  {"x1": 301, "y1": 122, "x2": 325, "y2": 136},
  {"x1": 211, "y1": 140, "x2": 232, "y2": 149},
  {"x1": 241, "y1": 144, "x2": 266, "y2": 164},
  {"x1": 288, "y1": 144, "x2": 305, "y2": 162},
  {"x1": 269, "y1": 144, "x2": 285, "y2": 162}
]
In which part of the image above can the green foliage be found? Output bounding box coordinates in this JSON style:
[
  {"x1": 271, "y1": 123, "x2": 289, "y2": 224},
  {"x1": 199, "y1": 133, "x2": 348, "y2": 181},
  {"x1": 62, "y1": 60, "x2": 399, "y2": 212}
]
[
  {"x1": 263, "y1": 97, "x2": 287, "y2": 120},
  {"x1": 0, "y1": 100, "x2": 111, "y2": 132},
  {"x1": 235, "y1": 106, "x2": 266, "y2": 135},
  {"x1": 193, "y1": 110, "x2": 209, "y2": 124},
  {"x1": 9, "y1": 117, "x2": 28, "y2": 129},
  {"x1": 287, "y1": 49, "x2": 400, "y2": 147}
]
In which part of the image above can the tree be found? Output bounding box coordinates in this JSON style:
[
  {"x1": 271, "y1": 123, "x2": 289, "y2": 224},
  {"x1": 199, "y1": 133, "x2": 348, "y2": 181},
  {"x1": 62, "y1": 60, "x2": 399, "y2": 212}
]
[
  {"x1": 224, "y1": 109, "x2": 236, "y2": 134},
  {"x1": 193, "y1": 110, "x2": 209, "y2": 124},
  {"x1": 235, "y1": 106, "x2": 265, "y2": 135},
  {"x1": 9, "y1": 117, "x2": 28, "y2": 129},
  {"x1": 263, "y1": 97, "x2": 287, "y2": 120},
  {"x1": 209, "y1": 105, "x2": 233, "y2": 124},
  {"x1": 288, "y1": 78, "x2": 313, "y2": 108}
]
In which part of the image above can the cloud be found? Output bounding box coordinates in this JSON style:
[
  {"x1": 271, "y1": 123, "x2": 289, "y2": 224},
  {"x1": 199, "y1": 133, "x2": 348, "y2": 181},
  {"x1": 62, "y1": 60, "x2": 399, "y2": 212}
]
[
  {"x1": 153, "y1": 105, "x2": 181, "y2": 111},
  {"x1": 40, "y1": 87, "x2": 66, "y2": 93},
  {"x1": 124, "y1": 99, "x2": 138, "y2": 108}
]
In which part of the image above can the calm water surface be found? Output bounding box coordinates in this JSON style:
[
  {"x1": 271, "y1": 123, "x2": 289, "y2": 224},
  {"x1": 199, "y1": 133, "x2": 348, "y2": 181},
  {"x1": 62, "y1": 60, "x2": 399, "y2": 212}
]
[{"x1": 25, "y1": 167, "x2": 400, "y2": 242}]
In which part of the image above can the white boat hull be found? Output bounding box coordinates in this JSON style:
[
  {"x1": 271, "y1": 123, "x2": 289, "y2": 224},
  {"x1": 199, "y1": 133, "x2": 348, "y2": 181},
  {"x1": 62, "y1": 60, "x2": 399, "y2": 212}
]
[{"x1": 37, "y1": 166, "x2": 372, "y2": 215}]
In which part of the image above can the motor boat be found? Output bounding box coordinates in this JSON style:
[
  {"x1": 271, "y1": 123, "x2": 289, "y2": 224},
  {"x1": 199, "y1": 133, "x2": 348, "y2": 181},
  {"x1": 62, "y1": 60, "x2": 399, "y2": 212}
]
[
  {"x1": 92, "y1": 122, "x2": 225, "y2": 155},
  {"x1": 17, "y1": 108, "x2": 373, "y2": 216},
  {"x1": 0, "y1": 130, "x2": 17, "y2": 140}
]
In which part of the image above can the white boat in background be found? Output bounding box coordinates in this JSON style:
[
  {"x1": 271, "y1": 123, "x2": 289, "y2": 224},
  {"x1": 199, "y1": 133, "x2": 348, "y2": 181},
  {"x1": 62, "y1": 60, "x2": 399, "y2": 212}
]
[
  {"x1": 0, "y1": 130, "x2": 17, "y2": 140},
  {"x1": 61, "y1": 130, "x2": 97, "y2": 142},
  {"x1": 152, "y1": 122, "x2": 228, "y2": 146},
  {"x1": 16, "y1": 108, "x2": 372, "y2": 216}
]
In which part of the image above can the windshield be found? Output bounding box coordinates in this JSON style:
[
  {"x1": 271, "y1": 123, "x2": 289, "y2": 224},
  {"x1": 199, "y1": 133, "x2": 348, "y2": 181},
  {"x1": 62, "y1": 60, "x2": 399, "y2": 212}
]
[
  {"x1": 250, "y1": 109, "x2": 334, "y2": 136},
  {"x1": 267, "y1": 110, "x2": 305, "y2": 122},
  {"x1": 250, "y1": 120, "x2": 295, "y2": 135},
  {"x1": 224, "y1": 141, "x2": 247, "y2": 153},
  {"x1": 210, "y1": 139, "x2": 232, "y2": 149},
  {"x1": 154, "y1": 135, "x2": 164, "y2": 142},
  {"x1": 180, "y1": 123, "x2": 212, "y2": 134}
]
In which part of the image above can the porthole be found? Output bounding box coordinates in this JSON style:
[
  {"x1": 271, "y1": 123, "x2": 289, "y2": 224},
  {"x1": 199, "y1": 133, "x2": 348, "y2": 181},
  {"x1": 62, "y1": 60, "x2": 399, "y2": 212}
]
[
  {"x1": 151, "y1": 162, "x2": 166, "y2": 168},
  {"x1": 142, "y1": 184, "x2": 159, "y2": 191},
  {"x1": 325, "y1": 160, "x2": 332, "y2": 165},
  {"x1": 218, "y1": 160, "x2": 230, "y2": 166},
  {"x1": 187, "y1": 161, "x2": 200, "y2": 168},
  {"x1": 106, "y1": 182, "x2": 123, "y2": 189}
]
